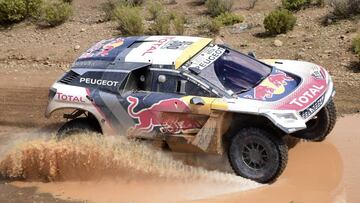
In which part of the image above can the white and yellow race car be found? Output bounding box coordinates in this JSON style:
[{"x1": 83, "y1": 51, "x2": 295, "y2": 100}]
[{"x1": 46, "y1": 36, "x2": 336, "y2": 183}]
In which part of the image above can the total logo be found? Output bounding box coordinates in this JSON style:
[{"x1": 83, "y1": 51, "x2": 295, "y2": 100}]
[
  {"x1": 289, "y1": 84, "x2": 324, "y2": 107},
  {"x1": 56, "y1": 92, "x2": 85, "y2": 103}
]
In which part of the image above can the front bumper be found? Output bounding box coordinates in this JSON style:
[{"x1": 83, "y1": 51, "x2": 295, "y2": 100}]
[{"x1": 260, "y1": 77, "x2": 335, "y2": 134}]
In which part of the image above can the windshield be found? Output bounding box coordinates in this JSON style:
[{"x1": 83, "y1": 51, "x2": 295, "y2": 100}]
[
  {"x1": 181, "y1": 45, "x2": 272, "y2": 96},
  {"x1": 212, "y1": 49, "x2": 272, "y2": 93}
]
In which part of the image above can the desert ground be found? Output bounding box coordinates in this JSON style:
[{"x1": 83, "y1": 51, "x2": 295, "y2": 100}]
[{"x1": 0, "y1": 0, "x2": 360, "y2": 202}]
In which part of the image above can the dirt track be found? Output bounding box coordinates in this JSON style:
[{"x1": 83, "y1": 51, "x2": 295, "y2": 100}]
[{"x1": 0, "y1": 68, "x2": 359, "y2": 202}]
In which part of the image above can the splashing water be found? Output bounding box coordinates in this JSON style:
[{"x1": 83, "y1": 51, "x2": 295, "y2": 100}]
[{"x1": 0, "y1": 133, "x2": 259, "y2": 187}]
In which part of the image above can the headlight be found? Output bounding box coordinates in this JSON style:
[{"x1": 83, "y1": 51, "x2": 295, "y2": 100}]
[{"x1": 272, "y1": 112, "x2": 298, "y2": 123}]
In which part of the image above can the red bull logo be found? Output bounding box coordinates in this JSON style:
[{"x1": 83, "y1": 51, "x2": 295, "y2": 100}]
[
  {"x1": 99, "y1": 38, "x2": 124, "y2": 56},
  {"x1": 80, "y1": 38, "x2": 124, "y2": 58},
  {"x1": 254, "y1": 72, "x2": 294, "y2": 100},
  {"x1": 126, "y1": 96, "x2": 201, "y2": 134}
]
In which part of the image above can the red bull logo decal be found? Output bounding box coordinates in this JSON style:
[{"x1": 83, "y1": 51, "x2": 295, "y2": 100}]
[
  {"x1": 99, "y1": 38, "x2": 124, "y2": 56},
  {"x1": 126, "y1": 96, "x2": 201, "y2": 134},
  {"x1": 80, "y1": 38, "x2": 124, "y2": 58},
  {"x1": 254, "y1": 72, "x2": 294, "y2": 100}
]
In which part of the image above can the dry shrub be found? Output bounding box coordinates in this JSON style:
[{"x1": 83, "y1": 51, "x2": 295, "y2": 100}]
[
  {"x1": 353, "y1": 35, "x2": 360, "y2": 59},
  {"x1": 113, "y1": 5, "x2": 144, "y2": 35},
  {"x1": 330, "y1": 0, "x2": 360, "y2": 18},
  {"x1": 263, "y1": 9, "x2": 296, "y2": 35},
  {"x1": 146, "y1": 0, "x2": 164, "y2": 21},
  {"x1": 205, "y1": 0, "x2": 234, "y2": 17},
  {"x1": 36, "y1": 1, "x2": 72, "y2": 27},
  {"x1": 281, "y1": 0, "x2": 311, "y2": 11}
]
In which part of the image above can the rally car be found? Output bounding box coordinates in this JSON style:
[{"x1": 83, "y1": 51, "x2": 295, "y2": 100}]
[{"x1": 45, "y1": 36, "x2": 336, "y2": 183}]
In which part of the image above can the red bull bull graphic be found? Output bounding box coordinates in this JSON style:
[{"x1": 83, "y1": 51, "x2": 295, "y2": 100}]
[
  {"x1": 79, "y1": 38, "x2": 124, "y2": 59},
  {"x1": 241, "y1": 70, "x2": 297, "y2": 101},
  {"x1": 126, "y1": 96, "x2": 201, "y2": 134}
]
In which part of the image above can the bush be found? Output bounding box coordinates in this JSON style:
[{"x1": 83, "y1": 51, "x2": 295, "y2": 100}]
[
  {"x1": 214, "y1": 12, "x2": 244, "y2": 26},
  {"x1": 114, "y1": 5, "x2": 144, "y2": 35},
  {"x1": 127, "y1": 0, "x2": 144, "y2": 6},
  {"x1": 62, "y1": 0, "x2": 72, "y2": 3},
  {"x1": 281, "y1": 0, "x2": 311, "y2": 11},
  {"x1": 151, "y1": 13, "x2": 171, "y2": 34},
  {"x1": 171, "y1": 13, "x2": 186, "y2": 34},
  {"x1": 264, "y1": 9, "x2": 296, "y2": 35},
  {"x1": 0, "y1": 0, "x2": 27, "y2": 23},
  {"x1": 353, "y1": 35, "x2": 360, "y2": 59},
  {"x1": 205, "y1": 0, "x2": 233, "y2": 17},
  {"x1": 209, "y1": 18, "x2": 222, "y2": 33},
  {"x1": 331, "y1": 0, "x2": 360, "y2": 18},
  {"x1": 0, "y1": 0, "x2": 42, "y2": 24},
  {"x1": 36, "y1": 1, "x2": 72, "y2": 27},
  {"x1": 146, "y1": 1, "x2": 164, "y2": 20}
]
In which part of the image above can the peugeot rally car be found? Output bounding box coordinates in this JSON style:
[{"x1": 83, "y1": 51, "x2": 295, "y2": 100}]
[{"x1": 45, "y1": 36, "x2": 336, "y2": 183}]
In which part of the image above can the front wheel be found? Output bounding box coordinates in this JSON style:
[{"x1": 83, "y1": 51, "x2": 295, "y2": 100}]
[
  {"x1": 228, "y1": 128, "x2": 288, "y2": 183},
  {"x1": 57, "y1": 117, "x2": 101, "y2": 139},
  {"x1": 291, "y1": 98, "x2": 337, "y2": 141}
]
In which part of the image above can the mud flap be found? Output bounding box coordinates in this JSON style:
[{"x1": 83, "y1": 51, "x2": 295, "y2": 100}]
[{"x1": 191, "y1": 111, "x2": 231, "y2": 154}]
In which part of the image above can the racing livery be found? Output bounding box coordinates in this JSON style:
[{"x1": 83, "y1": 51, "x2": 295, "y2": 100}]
[{"x1": 45, "y1": 36, "x2": 337, "y2": 183}]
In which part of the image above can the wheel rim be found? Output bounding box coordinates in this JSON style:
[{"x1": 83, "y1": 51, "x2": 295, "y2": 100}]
[{"x1": 242, "y1": 142, "x2": 268, "y2": 170}]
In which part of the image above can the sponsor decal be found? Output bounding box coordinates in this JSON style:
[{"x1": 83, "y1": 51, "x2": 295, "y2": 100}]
[
  {"x1": 126, "y1": 96, "x2": 200, "y2": 134},
  {"x1": 253, "y1": 71, "x2": 294, "y2": 100},
  {"x1": 289, "y1": 84, "x2": 324, "y2": 107},
  {"x1": 161, "y1": 40, "x2": 193, "y2": 50},
  {"x1": 79, "y1": 38, "x2": 124, "y2": 58},
  {"x1": 183, "y1": 45, "x2": 225, "y2": 70},
  {"x1": 142, "y1": 36, "x2": 176, "y2": 56},
  {"x1": 79, "y1": 77, "x2": 119, "y2": 87},
  {"x1": 56, "y1": 92, "x2": 85, "y2": 103}
]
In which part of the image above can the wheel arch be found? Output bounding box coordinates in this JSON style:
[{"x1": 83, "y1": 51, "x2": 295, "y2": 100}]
[
  {"x1": 46, "y1": 107, "x2": 104, "y2": 134},
  {"x1": 222, "y1": 113, "x2": 285, "y2": 148}
]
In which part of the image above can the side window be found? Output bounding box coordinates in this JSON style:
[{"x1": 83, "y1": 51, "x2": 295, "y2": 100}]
[
  {"x1": 120, "y1": 68, "x2": 152, "y2": 95},
  {"x1": 153, "y1": 71, "x2": 215, "y2": 97},
  {"x1": 185, "y1": 81, "x2": 213, "y2": 97}
]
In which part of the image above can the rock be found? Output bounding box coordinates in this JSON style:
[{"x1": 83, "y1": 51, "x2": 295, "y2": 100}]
[
  {"x1": 80, "y1": 28, "x2": 86, "y2": 32},
  {"x1": 229, "y1": 23, "x2": 250, "y2": 34},
  {"x1": 74, "y1": 45, "x2": 81, "y2": 51},
  {"x1": 339, "y1": 35, "x2": 346, "y2": 40},
  {"x1": 273, "y1": 39, "x2": 283, "y2": 47},
  {"x1": 296, "y1": 51, "x2": 306, "y2": 59},
  {"x1": 327, "y1": 18, "x2": 333, "y2": 24}
]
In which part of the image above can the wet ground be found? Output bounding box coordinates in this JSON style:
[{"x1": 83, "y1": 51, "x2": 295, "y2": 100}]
[{"x1": 0, "y1": 71, "x2": 359, "y2": 202}]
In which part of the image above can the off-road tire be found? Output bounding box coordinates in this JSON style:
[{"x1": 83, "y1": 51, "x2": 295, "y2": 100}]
[
  {"x1": 228, "y1": 128, "x2": 288, "y2": 183},
  {"x1": 292, "y1": 98, "x2": 337, "y2": 141},
  {"x1": 57, "y1": 117, "x2": 101, "y2": 139}
]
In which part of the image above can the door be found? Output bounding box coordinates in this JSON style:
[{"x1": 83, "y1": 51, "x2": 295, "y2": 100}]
[{"x1": 148, "y1": 70, "x2": 217, "y2": 134}]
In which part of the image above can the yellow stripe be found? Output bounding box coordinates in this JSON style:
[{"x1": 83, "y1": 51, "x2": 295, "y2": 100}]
[{"x1": 175, "y1": 38, "x2": 213, "y2": 69}]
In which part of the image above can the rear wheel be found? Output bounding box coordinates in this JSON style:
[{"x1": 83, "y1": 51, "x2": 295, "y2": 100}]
[
  {"x1": 57, "y1": 117, "x2": 101, "y2": 139},
  {"x1": 292, "y1": 98, "x2": 337, "y2": 141},
  {"x1": 228, "y1": 128, "x2": 288, "y2": 183}
]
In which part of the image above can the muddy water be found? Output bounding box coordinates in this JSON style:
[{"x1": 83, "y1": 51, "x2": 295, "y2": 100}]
[
  {"x1": 0, "y1": 134, "x2": 260, "y2": 202},
  {"x1": 1, "y1": 115, "x2": 359, "y2": 203},
  {"x1": 198, "y1": 114, "x2": 360, "y2": 203}
]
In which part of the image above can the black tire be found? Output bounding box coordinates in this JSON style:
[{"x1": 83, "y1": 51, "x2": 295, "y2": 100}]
[
  {"x1": 292, "y1": 98, "x2": 337, "y2": 141},
  {"x1": 57, "y1": 117, "x2": 101, "y2": 139},
  {"x1": 228, "y1": 128, "x2": 288, "y2": 183}
]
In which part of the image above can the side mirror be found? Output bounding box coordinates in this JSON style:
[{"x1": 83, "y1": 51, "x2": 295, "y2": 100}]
[
  {"x1": 248, "y1": 51, "x2": 256, "y2": 58},
  {"x1": 190, "y1": 97, "x2": 205, "y2": 105},
  {"x1": 158, "y1": 75, "x2": 166, "y2": 83}
]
